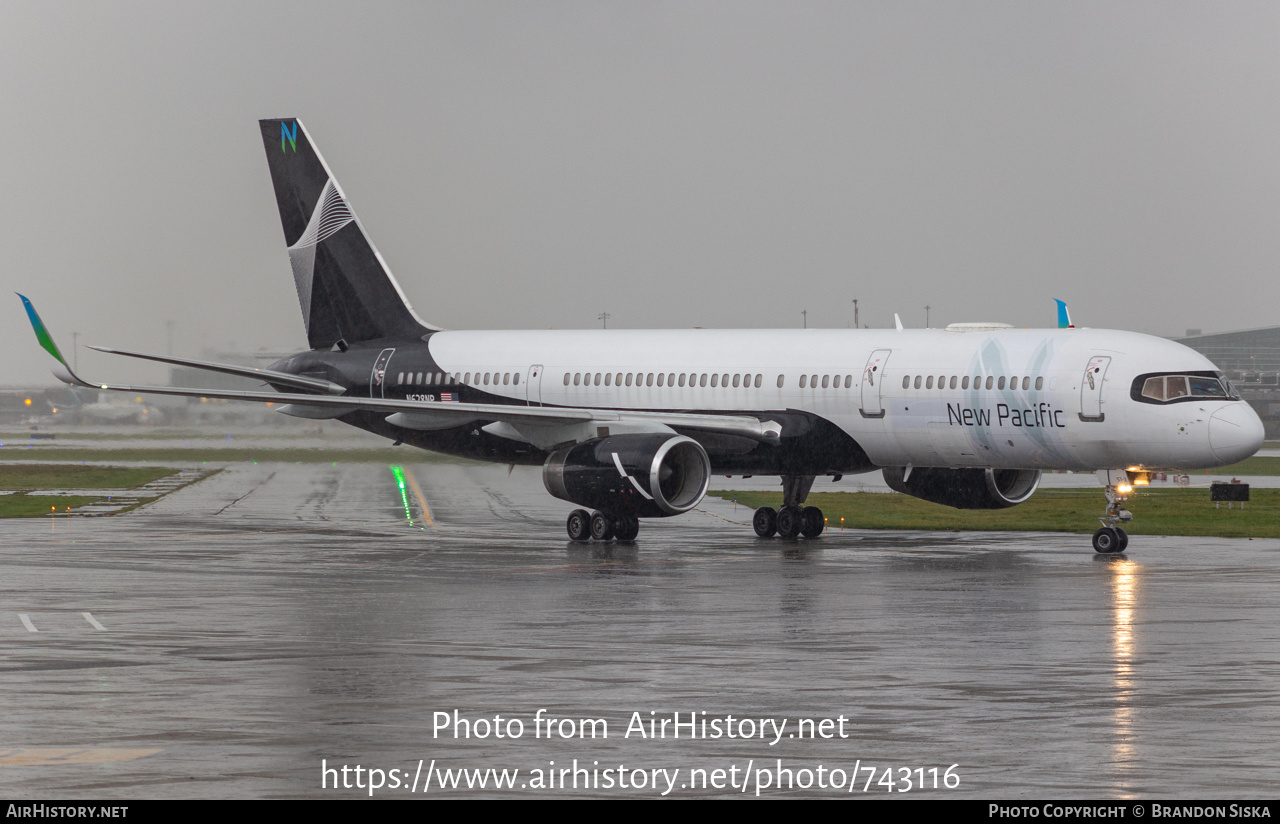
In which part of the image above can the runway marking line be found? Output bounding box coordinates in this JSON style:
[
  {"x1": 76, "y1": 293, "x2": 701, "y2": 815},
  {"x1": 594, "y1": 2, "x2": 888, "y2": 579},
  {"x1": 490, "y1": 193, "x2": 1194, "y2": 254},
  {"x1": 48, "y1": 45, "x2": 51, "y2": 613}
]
[
  {"x1": 401, "y1": 467, "x2": 435, "y2": 528},
  {"x1": 82, "y1": 612, "x2": 106, "y2": 631},
  {"x1": 18, "y1": 614, "x2": 37, "y2": 633}
]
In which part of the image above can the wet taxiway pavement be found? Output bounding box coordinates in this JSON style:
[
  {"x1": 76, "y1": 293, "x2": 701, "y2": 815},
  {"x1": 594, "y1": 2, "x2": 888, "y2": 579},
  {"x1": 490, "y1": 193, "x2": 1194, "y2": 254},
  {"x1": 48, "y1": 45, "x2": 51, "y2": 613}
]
[{"x1": 1, "y1": 462, "x2": 1277, "y2": 798}]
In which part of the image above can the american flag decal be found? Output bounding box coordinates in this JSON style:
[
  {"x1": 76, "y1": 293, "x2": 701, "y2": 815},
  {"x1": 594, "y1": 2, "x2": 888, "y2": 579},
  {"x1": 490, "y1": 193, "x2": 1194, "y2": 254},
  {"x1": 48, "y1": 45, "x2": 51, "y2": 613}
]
[{"x1": 439, "y1": 392, "x2": 458, "y2": 402}]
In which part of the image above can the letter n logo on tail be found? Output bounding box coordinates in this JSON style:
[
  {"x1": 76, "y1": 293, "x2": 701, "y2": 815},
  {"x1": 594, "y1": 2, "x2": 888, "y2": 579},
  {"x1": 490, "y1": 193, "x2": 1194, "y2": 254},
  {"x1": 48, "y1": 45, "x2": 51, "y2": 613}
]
[{"x1": 281, "y1": 121, "x2": 298, "y2": 153}]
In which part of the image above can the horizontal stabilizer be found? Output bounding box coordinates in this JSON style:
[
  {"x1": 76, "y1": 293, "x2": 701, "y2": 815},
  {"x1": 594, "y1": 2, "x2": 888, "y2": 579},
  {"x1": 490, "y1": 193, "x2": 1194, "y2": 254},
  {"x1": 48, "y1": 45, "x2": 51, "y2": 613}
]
[{"x1": 87, "y1": 346, "x2": 345, "y2": 395}]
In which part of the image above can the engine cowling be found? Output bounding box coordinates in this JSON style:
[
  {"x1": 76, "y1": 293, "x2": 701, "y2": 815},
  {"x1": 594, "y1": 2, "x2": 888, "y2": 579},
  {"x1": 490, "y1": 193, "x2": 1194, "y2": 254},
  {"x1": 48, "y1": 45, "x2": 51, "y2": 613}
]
[
  {"x1": 543, "y1": 434, "x2": 711, "y2": 518},
  {"x1": 882, "y1": 467, "x2": 1041, "y2": 509}
]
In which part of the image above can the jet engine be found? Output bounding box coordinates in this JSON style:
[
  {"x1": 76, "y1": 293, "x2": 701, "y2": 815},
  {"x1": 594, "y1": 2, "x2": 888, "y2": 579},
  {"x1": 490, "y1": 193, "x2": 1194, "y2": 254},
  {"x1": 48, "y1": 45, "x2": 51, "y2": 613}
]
[
  {"x1": 543, "y1": 434, "x2": 711, "y2": 518},
  {"x1": 882, "y1": 466, "x2": 1041, "y2": 509}
]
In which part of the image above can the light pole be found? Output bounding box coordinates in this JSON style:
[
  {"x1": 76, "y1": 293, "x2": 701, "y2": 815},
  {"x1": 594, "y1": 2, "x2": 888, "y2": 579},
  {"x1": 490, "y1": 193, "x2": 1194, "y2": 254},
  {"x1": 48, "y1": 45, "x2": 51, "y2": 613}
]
[
  {"x1": 924, "y1": 305, "x2": 931, "y2": 329},
  {"x1": 801, "y1": 309, "x2": 807, "y2": 329},
  {"x1": 851, "y1": 298, "x2": 858, "y2": 329},
  {"x1": 598, "y1": 312, "x2": 611, "y2": 329}
]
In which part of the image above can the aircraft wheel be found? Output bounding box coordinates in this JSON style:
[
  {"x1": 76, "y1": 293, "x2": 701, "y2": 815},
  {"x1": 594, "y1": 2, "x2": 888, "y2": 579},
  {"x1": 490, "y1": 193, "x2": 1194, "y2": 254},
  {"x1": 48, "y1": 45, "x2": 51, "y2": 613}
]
[
  {"x1": 614, "y1": 515, "x2": 640, "y2": 542},
  {"x1": 776, "y1": 506, "x2": 803, "y2": 539},
  {"x1": 1116, "y1": 528, "x2": 1129, "y2": 553},
  {"x1": 800, "y1": 506, "x2": 825, "y2": 538},
  {"x1": 567, "y1": 509, "x2": 592, "y2": 542},
  {"x1": 1092, "y1": 527, "x2": 1121, "y2": 554},
  {"x1": 753, "y1": 507, "x2": 778, "y2": 538},
  {"x1": 590, "y1": 511, "x2": 615, "y2": 541}
]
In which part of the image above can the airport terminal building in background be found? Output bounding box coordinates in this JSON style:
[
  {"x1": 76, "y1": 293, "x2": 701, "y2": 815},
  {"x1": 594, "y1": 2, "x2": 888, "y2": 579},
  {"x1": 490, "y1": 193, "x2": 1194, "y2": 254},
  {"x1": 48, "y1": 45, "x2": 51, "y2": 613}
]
[{"x1": 1175, "y1": 325, "x2": 1280, "y2": 437}]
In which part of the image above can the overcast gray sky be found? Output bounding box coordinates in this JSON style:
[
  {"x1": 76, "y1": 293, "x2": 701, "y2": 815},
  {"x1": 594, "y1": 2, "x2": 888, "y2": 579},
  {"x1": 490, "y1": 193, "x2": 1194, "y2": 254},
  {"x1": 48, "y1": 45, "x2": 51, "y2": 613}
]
[{"x1": 2, "y1": 1, "x2": 1277, "y2": 385}]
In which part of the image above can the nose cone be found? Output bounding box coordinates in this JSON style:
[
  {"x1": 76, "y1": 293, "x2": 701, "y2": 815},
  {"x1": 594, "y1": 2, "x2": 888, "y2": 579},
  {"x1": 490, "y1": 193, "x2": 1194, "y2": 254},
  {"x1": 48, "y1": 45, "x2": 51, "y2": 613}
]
[{"x1": 1209, "y1": 402, "x2": 1265, "y2": 464}]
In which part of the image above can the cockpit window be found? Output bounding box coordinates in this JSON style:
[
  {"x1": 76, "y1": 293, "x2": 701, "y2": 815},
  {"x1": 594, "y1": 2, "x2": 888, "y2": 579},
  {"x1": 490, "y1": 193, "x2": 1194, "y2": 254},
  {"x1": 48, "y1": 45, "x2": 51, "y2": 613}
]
[
  {"x1": 1188, "y1": 376, "x2": 1227, "y2": 398},
  {"x1": 1132, "y1": 371, "x2": 1239, "y2": 404}
]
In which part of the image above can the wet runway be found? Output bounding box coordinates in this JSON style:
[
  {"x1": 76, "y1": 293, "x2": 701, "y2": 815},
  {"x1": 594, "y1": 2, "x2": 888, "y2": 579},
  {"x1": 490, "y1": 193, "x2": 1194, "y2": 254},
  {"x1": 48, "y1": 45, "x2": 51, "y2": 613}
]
[{"x1": 1, "y1": 462, "x2": 1278, "y2": 798}]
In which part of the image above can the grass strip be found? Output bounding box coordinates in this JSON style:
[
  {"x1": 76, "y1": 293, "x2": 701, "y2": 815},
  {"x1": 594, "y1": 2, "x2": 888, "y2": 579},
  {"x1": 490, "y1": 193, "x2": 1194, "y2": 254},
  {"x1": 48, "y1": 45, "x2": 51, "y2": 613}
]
[
  {"x1": 0, "y1": 495, "x2": 107, "y2": 518},
  {"x1": 1180, "y1": 456, "x2": 1280, "y2": 476},
  {"x1": 0, "y1": 464, "x2": 177, "y2": 490},
  {"x1": 712, "y1": 488, "x2": 1279, "y2": 538}
]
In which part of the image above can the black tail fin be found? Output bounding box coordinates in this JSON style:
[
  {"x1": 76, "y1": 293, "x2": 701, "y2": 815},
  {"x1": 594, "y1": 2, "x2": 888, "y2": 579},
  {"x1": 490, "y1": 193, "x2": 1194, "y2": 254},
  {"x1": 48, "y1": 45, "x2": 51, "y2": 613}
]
[{"x1": 259, "y1": 119, "x2": 438, "y2": 350}]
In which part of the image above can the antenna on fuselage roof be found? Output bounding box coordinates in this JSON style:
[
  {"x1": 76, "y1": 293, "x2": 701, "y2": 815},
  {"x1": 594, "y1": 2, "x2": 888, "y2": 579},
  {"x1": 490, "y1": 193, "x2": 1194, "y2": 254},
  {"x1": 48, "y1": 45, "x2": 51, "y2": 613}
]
[
  {"x1": 1055, "y1": 299, "x2": 1076, "y2": 329},
  {"x1": 894, "y1": 313, "x2": 904, "y2": 332}
]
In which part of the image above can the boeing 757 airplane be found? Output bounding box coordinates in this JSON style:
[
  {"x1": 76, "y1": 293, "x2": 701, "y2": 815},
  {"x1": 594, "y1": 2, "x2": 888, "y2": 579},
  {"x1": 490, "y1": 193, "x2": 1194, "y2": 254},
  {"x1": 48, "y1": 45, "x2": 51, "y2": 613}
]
[{"x1": 20, "y1": 119, "x2": 1265, "y2": 553}]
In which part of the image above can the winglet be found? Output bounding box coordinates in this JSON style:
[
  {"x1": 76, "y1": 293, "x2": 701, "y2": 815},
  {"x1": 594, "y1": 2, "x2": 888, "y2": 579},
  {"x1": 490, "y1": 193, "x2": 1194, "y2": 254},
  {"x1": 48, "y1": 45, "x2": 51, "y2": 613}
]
[
  {"x1": 894, "y1": 313, "x2": 904, "y2": 332},
  {"x1": 1055, "y1": 299, "x2": 1075, "y2": 329},
  {"x1": 17, "y1": 294, "x2": 87, "y2": 386}
]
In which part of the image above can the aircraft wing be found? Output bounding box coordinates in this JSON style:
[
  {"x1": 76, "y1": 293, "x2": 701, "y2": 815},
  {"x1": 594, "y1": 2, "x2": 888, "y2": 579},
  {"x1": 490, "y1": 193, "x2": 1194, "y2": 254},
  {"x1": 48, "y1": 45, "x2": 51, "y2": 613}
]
[{"x1": 20, "y1": 296, "x2": 781, "y2": 447}]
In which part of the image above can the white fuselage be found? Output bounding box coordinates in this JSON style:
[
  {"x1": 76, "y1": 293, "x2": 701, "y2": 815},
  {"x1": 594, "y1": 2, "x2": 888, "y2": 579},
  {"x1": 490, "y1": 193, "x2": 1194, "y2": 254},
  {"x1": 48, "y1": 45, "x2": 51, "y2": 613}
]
[{"x1": 414, "y1": 326, "x2": 1263, "y2": 472}]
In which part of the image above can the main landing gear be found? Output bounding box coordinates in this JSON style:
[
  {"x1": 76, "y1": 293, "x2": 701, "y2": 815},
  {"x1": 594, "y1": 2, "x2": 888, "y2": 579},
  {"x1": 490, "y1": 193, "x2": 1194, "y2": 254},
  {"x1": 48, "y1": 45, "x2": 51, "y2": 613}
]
[
  {"x1": 1092, "y1": 469, "x2": 1133, "y2": 554},
  {"x1": 753, "y1": 474, "x2": 825, "y2": 539},
  {"x1": 567, "y1": 509, "x2": 640, "y2": 543}
]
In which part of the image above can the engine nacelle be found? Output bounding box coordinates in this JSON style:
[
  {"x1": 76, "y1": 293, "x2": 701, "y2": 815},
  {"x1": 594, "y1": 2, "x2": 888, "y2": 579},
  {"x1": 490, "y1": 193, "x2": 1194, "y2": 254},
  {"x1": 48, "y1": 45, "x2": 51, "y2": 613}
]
[
  {"x1": 882, "y1": 466, "x2": 1041, "y2": 510},
  {"x1": 543, "y1": 434, "x2": 711, "y2": 518}
]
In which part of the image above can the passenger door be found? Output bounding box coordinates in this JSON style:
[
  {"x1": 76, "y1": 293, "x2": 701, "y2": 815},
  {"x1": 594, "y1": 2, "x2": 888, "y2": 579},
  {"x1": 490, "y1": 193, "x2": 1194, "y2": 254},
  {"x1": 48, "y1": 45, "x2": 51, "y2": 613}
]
[
  {"x1": 526, "y1": 364, "x2": 544, "y2": 406},
  {"x1": 1079, "y1": 355, "x2": 1110, "y2": 422},
  {"x1": 860, "y1": 349, "x2": 891, "y2": 418},
  {"x1": 370, "y1": 348, "x2": 395, "y2": 399}
]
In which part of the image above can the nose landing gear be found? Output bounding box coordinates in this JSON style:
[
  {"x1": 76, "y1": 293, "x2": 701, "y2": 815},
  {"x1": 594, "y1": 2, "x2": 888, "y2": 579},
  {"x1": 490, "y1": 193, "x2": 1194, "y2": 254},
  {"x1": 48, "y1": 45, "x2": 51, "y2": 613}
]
[{"x1": 1092, "y1": 469, "x2": 1133, "y2": 554}]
